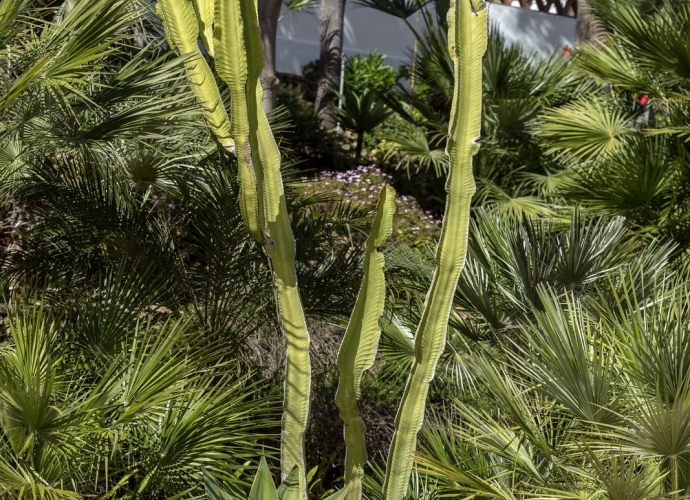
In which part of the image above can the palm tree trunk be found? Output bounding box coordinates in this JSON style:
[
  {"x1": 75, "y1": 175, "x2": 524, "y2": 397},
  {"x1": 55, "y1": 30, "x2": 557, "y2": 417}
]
[
  {"x1": 259, "y1": 0, "x2": 283, "y2": 112},
  {"x1": 576, "y1": 0, "x2": 604, "y2": 45},
  {"x1": 314, "y1": 0, "x2": 346, "y2": 129}
]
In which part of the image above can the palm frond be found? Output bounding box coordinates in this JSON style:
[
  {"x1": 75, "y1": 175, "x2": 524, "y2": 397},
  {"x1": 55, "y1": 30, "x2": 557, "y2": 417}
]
[
  {"x1": 382, "y1": 125, "x2": 448, "y2": 176},
  {"x1": 538, "y1": 98, "x2": 636, "y2": 162},
  {"x1": 511, "y1": 289, "x2": 619, "y2": 425},
  {"x1": 354, "y1": 0, "x2": 430, "y2": 20}
]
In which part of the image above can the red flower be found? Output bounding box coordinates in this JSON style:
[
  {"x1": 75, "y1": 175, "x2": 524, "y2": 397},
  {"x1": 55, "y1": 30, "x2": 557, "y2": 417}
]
[
  {"x1": 562, "y1": 44, "x2": 571, "y2": 57},
  {"x1": 638, "y1": 94, "x2": 649, "y2": 106}
]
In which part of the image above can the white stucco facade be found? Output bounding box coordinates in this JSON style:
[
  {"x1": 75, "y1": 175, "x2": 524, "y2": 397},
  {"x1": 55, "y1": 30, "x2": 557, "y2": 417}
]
[
  {"x1": 275, "y1": 2, "x2": 576, "y2": 75},
  {"x1": 488, "y1": 3, "x2": 576, "y2": 54}
]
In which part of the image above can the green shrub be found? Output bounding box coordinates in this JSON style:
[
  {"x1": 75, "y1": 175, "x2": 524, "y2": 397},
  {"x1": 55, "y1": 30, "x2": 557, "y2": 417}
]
[
  {"x1": 275, "y1": 85, "x2": 347, "y2": 171},
  {"x1": 344, "y1": 51, "x2": 398, "y2": 96},
  {"x1": 298, "y1": 165, "x2": 441, "y2": 247}
]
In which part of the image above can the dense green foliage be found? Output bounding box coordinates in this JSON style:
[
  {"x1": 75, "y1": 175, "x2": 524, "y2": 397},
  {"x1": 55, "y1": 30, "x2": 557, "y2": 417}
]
[
  {"x1": 2, "y1": 0, "x2": 690, "y2": 498},
  {"x1": 369, "y1": 0, "x2": 690, "y2": 250},
  {"x1": 344, "y1": 51, "x2": 399, "y2": 96}
]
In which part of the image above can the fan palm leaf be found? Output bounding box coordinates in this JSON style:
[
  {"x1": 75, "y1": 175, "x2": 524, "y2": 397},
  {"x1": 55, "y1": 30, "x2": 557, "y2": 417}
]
[{"x1": 538, "y1": 99, "x2": 636, "y2": 162}]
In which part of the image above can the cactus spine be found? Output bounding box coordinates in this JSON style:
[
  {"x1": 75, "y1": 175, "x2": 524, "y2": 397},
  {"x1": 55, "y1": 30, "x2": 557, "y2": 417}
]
[
  {"x1": 382, "y1": 1, "x2": 487, "y2": 499},
  {"x1": 336, "y1": 186, "x2": 396, "y2": 500},
  {"x1": 156, "y1": 1, "x2": 311, "y2": 497}
]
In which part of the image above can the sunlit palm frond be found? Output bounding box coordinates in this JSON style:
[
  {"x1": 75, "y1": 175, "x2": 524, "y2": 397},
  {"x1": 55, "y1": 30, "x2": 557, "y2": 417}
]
[
  {"x1": 0, "y1": 0, "x2": 29, "y2": 49},
  {"x1": 596, "y1": 273, "x2": 690, "y2": 400},
  {"x1": 382, "y1": 125, "x2": 448, "y2": 176},
  {"x1": 413, "y1": 23, "x2": 454, "y2": 100},
  {"x1": 364, "y1": 457, "x2": 442, "y2": 499},
  {"x1": 576, "y1": 41, "x2": 660, "y2": 96},
  {"x1": 517, "y1": 168, "x2": 572, "y2": 198},
  {"x1": 557, "y1": 137, "x2": 690, "y2": 245},
  {"x1": 591, "y1": 454, "x2": 669, "y2": 500},
  {"x1": 476, "y1": 181, "x2": 557, "y2": 219},
  {"x1": 0, "y1": 0, "x2": 143, "y2": 112},
  {"x1": 608, "y1": 3, "x2": 690, "y2": 88},
  {"x1": 509, "y1": 290, "x2": 619, "y2": 425},
  {"x1": 538, "y1": 98, "x2": 636, "y2": 162},
  {"x1": 0, "y1": 291, "x2": 277, "y2": 499}
]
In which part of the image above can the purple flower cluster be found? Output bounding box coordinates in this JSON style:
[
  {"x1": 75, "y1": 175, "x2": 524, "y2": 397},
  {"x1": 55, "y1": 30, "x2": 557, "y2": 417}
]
[
  {"x1": 426, "y1": 210, "x2": 442, "y2": 225},
  {"x1": 299, "y1": 164, "x2": 442, "y2": 244},
  {"x1": 306, "y1": 165, "x2": 394, "y2": 204}
]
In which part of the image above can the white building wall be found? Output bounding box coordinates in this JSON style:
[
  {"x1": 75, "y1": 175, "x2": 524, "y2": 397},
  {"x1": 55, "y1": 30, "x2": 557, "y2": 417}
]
[
  {"x1": 488, "y1": 4, "x2": 576, "y2": 54},
  {"x1": 275, "y1": 2, "x2": 576, "y2": 75}
]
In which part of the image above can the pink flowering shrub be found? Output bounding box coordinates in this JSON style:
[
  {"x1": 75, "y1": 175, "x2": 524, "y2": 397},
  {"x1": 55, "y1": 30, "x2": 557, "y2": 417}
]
[{"x1": 299, "y1": 165, "x2": 441, "y2": 245}]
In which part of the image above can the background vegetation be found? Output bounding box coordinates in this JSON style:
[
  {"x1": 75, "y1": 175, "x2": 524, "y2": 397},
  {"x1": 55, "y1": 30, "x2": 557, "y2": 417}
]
[{"x1": 1, "y1": 0, "x2": 689, "y2": 498}]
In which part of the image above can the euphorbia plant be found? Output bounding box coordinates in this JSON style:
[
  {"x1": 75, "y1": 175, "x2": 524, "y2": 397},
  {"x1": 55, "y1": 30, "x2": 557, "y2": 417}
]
[
  {"x1": 156, "y1": 0, "x2": 487, "y2": 498},
  {"x1": 383, "y1": 0, "x2": 487, "y2": 496},
  {"x1": 158, "y1": 0, "x2": 311, "y2": 494}
]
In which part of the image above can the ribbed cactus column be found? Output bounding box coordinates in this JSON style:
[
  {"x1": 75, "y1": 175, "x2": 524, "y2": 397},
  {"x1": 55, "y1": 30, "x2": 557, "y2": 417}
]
[
  {"x1": 156, "y1": 0, "x2": 233, "y2": 153},
  {"x1": 214, "y1": 0, "x2": 266, "y2": 247},
  {"x1": 336, "y1": 186, "x2": 395, "y2": 500},
  {"x1": 215, "y1": 0, "x2": 312, "y2": 496},
  {"x1": 383, "y1": 1, "x2": 487, "y2": 499},
  {"x1": 156, "y1": 0, "x2": 312, "y2": 497},
  {"x1": 191, "y1": 0, "x2": 214, "y2": 57}
]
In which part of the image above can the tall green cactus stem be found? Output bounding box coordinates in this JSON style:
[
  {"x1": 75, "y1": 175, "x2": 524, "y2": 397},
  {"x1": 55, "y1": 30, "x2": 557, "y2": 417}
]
[
  {"x1": 155, "y1": 0, "x2": 233, "y2": 153},
  {"x1": 156, "y1": 0, "x2": 312, "y2": 496},
  {"x1": 383, "y1": 1, "x2": 487, "y2": 499},
  {"x1": 336, "y1": 186, "x2": 396, "y2": 500},
  {"x1": 214, "y1": 0, "x2": 265, "y2": 243},
  {"x1": 215, "y1": 0, "x2": 311, "y2": 496},
  {"x1": 191, "y1": 0, "x2": 214, "y2": 57}
]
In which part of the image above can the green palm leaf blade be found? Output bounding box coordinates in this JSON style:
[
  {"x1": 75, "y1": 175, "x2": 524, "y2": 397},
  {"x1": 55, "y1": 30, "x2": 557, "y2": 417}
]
[
  {"x1": 383, "y1": 0, "x2": 487, "y2": 498},
  {"x1": 156, "y1": 0, "x2": 234, "y2": 153},
  {"x1": 215, "y1": 0, "x2": 311, "y2": 495},
  {"x1": 0, "y1": 0, "x2": 29, "y2": 48},
  {"x1": 323, "y1": 485, "x2": 350, "y2": 500},
  {"x1": 537, "y1": 99, "x2": 635, "y2": 163},
  {"x1": 335, "y1": 186, "x2": 396, "y2": 500},
  {"x1": 249, "y1": 457, "x2": 280, "y2": 500},
  {"x1": 191, "y1": 0, "x2": 215, "y2": 57},
  {"x1": 593, "y1": 455, "x2": 667, "y2": 500},
  {"x1": 607, "y1": 3, "x2": 690, "y2": 86},
  {"x1": 204, "y1": 471, "x2": 236, "y2": 500},
  {"x1": 575, "y1": 42, "x2": 653, "y2": 95},
  {"x1": 513, "y1": 290, "x2": 618, "y2": 426},
  {"x1": 0, "y1": 0, "x2": 138, "y2": 111},
  {"x1": 414, "y1": 454, "x2": 516, "y2": 500},
  {"x1": 214, "y1": 0, "x2": 264, "y2": 244}
]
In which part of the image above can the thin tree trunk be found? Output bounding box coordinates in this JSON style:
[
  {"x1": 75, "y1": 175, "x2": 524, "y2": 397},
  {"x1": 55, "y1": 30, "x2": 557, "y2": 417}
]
[
  {"x1": 259, "y1": 0, "x2": 283, "y2": 112},
  {"x1": 355, "y1": 131, "x2": 364, "y2": 160},
  {"x1": 314, "y1": 0, "x2": 346, "y2": 129},
  {"x1": 576, "y1": 0, "x2": 605, "y2": 45}
]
